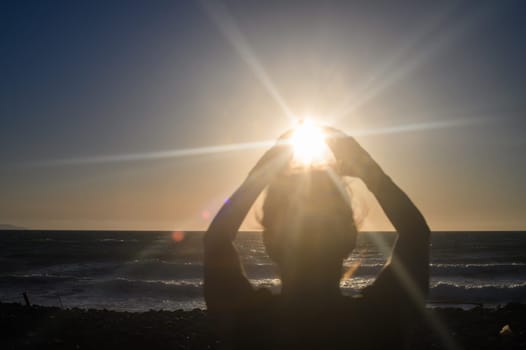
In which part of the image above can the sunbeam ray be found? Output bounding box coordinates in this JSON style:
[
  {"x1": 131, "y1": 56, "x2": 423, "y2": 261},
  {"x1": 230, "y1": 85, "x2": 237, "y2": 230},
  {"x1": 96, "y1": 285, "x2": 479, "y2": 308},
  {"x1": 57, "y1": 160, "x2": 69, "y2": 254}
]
[
  {"x1": 366, "y1": 232, "x2": 461, "y2": 350},
  {"x1": 331, "y1": 2, "x2": 459, "y2": 120},
  {"x1": 200, "y1": 0, "x2": 295, "y2": 121},
  {"x1": 334, "y1": 2, "x2": 494, "y2": 121},
  {"x1": 24, "y1": 140, "x2": 274, "y2": 167},
  {"x1": 349, "y1": 116, "x2": 494, "y2": 137},
  {"x1": 18, "y1": 115, "x2": 494, "y2": 168}
]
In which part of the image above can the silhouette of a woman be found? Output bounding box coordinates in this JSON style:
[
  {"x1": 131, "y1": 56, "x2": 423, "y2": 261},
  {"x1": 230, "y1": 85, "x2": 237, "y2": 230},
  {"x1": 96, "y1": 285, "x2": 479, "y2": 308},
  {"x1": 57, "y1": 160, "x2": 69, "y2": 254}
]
[{"x1": 204, "y1": 127, "x2": 430, "y2": 349}]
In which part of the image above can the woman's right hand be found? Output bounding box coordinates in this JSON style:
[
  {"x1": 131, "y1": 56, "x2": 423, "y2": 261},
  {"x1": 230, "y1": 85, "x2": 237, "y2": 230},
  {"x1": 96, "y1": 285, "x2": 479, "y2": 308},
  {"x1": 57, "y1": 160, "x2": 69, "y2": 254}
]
[{"x1": 324, "y1": 127, "x2": 383, "y2": 182}]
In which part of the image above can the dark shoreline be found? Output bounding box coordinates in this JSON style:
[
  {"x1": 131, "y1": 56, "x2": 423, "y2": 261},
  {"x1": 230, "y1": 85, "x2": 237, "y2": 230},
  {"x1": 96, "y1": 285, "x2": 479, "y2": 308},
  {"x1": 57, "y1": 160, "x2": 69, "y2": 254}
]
[{"x1": 1, "y1": 302, "x2": 525, "y2": 349}]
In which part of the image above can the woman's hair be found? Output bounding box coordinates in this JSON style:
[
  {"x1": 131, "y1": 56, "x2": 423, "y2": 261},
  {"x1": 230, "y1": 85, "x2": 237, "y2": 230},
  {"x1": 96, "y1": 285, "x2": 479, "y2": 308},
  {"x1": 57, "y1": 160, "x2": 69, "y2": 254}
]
[{"x1": 261, "y1": 170, "x2": 357, "y2": 267}]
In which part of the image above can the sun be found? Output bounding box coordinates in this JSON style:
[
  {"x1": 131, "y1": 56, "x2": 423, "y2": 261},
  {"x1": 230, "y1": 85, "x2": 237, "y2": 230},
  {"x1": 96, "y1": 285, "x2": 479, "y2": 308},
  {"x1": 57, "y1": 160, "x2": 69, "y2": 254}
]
[{"x1": 290, "y1": 120, "x2": 333, "y2": 167}]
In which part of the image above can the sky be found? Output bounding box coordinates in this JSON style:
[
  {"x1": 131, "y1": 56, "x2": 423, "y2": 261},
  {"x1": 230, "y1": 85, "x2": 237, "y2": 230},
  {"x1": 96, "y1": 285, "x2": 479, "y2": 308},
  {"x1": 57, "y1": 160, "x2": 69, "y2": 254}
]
[{"x1": 0, "y1": 0, "x2": 525, "y2": 231}]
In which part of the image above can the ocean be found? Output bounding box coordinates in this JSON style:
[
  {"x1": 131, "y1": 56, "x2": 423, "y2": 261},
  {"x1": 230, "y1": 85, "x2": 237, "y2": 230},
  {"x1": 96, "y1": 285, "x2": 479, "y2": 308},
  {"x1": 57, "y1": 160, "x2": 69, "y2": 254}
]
[{"x1": 0, "y1": 231, "x2": 525, "y2": 312}]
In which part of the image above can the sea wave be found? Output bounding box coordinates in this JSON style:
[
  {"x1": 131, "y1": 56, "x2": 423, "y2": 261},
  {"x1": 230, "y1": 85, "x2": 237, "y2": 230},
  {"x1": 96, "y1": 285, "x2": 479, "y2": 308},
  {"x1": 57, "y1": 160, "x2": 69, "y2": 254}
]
[
  {"x1": 4, "y1": 259, "x2": 525, "y2": 288},
  {"x1": 3, "y1": 274, "x2": 526, "y2": 311},
  {"x1": 90, "y1": 278, "x2": 204, "y2": 298},
  {"x1": 429, "y1": 282, "x2": 526, "y2": 303},
  {"x1": 0, "y1": 274, "x2": 80, "y2": 286}
]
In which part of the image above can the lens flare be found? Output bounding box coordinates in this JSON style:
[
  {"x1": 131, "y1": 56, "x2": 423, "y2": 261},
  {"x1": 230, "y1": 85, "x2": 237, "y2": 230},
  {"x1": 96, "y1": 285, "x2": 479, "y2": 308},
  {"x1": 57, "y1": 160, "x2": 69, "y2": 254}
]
[
  {"x1": 171, "y1": 231, "x2": 185, "y2": 243},
  {"x1": 290, "y1": 120, "x2": 333, "y2": 167}
]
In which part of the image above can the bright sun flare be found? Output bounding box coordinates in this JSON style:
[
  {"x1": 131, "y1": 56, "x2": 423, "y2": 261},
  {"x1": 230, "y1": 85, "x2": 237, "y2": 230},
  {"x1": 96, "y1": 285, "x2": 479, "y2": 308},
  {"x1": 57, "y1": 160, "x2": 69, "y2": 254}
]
[{"x1": 290, "y1": 120, "x2": 332, "y2": 167}]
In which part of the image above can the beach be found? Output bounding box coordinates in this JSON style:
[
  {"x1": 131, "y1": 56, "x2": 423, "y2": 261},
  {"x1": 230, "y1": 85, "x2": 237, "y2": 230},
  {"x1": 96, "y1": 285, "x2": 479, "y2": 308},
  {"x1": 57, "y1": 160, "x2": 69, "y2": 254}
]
[
  {"x1": 1, "y1": 302, "x2": 525, "y2": 349},
  {"x1": 1, "y1": 230, "x2": 525, "y2": 349}
]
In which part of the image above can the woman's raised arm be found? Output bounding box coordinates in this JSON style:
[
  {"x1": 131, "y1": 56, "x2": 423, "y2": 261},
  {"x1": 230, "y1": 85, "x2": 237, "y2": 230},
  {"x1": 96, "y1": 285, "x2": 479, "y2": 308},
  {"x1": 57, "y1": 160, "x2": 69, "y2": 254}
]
[
  {"x1": 325, "y1": 129, "x2": 430, "y2": 303},
  {"x1": 203, "y1": 140, "x2": 292, "y2": 313}
]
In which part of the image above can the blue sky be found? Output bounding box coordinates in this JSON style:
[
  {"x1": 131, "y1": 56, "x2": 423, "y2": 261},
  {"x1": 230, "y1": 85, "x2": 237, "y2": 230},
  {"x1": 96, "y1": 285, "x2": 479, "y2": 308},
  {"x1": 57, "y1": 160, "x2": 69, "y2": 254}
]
[{"x1": 1, "y1": 0, "x2": 525, "y2": 230}]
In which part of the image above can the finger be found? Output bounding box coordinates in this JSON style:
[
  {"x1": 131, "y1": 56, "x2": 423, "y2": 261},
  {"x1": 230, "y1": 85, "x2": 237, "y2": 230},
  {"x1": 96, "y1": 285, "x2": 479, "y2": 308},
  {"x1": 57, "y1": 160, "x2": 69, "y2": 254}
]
[{"x1": 323, "y1": 127, "x2": 347, "y2": 143}]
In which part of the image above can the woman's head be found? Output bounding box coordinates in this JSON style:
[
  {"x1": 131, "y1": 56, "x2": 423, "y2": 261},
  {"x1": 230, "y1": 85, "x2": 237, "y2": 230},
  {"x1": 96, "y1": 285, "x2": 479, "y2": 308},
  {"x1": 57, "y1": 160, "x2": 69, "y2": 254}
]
[{"x1": 261, "y1": 170, "x2": 357, "y2": 285}]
